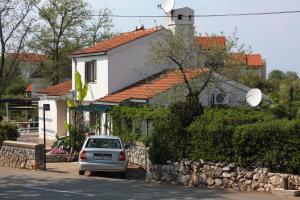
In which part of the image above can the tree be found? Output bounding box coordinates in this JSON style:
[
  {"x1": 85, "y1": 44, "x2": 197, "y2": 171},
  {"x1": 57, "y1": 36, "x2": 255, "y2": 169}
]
[
  {"x1": 148, "y1": 28, "x2": 246, "y2": 113},
  {"x1": 0, "y1": 0, "x2": 37, "y2": 95},
  {"x1": 268, "y1": 70, "x2": 286, "y2": 81},
  {"x1": 86, "y1": 8, "x2": 114, "y2": 45},
  {"x1": 32, "y1": 0, "x2": 91, "y2": 84}
]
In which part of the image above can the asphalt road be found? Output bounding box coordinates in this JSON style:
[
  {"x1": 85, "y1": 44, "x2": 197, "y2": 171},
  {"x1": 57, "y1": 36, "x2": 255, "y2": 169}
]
[{"x1": 0, "y1": 167, "x2": 297, "y2": 200}]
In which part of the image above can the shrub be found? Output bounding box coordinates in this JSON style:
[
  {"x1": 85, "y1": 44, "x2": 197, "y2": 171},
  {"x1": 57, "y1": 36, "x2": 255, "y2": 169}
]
[
  {"x1": 0, "y1": 122, "x2": 19, "y2": 146},
  {"x1": 149, "y1": 100, "x2": 203, "y2": 164},
  {"x1": 110, "y1": 106, "x2": 154, "y2": 144},
  {"x1": 188, "y1": 108, "x2": 274, "y2": 162},
  {"x1": 233, "y1": 119, "x2": 300, "y2": 174}
]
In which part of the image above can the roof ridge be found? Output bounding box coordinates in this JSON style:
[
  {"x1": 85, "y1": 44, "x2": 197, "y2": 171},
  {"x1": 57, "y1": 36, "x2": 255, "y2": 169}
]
[{"x1": 70, "y1": 26, "x2": 161, "y2": 56}]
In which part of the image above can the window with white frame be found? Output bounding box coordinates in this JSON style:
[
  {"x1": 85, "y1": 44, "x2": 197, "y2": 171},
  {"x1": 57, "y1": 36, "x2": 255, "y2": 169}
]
[{"x1": 85, "y1": 60, "x2": 97, "y2": 83}]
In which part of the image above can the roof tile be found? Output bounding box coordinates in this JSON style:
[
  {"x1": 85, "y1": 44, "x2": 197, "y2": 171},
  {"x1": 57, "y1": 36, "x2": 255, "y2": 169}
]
[
  {"x1": 7, "y1": 53, "x2": 47, "y2": 63},
  {"x1": 38, "y1": 80, "x2": 72, "y2": 96},
  {"x1": 98, "y1": 68, "x2": 208, "y2": 104},
  {"x1": 25, "y1": 83, "x2": 32, "y2": 93},
  {"x1": 71, "y1": 27, "x2": 161, "y2": 56},
  {"x1": 232, "y1": 53, "x2": 264, "y2": 68},
  {"x1": 197, "y1": 36, "x2": 226, "y2": 48}
]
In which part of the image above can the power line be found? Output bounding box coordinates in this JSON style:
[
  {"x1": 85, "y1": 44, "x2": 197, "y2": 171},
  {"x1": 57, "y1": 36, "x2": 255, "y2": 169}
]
[{"x1": 89, "y1": 10, "x2": 300, "y2": 18}]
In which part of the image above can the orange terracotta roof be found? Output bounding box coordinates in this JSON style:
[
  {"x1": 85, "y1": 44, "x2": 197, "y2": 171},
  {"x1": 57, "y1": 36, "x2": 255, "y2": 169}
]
[
  {"x1": 232, "y1": 53, "x2": 264, "y2": 68},
  {"x1": 197, "y1": 36, "x2": 226, "y2": 48},
  {"x1": 25, "y1": 84, "x2": 32, "y2": 93},
  {"x1": 71, "y1": 27, "x2": 161, "y2": 56},
  {"x1": 98, "y1": 68, "x2": 208, "y2": 104},
  {"x1": 246, "y1": 54, "x2": 264, "y2": 67},
  {"x1": 38, "y1": 80, "x2": 72, "y2": 96},
  {"x1": 7, "y1": 53, "x2": 47, "y2": 63}
]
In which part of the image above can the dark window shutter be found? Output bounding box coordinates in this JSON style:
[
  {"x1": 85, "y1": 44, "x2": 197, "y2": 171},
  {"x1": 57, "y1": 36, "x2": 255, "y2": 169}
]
[
  {"x1": 93, "y1": 60, "x2": 97, "y2": 81},
  {"x1": 85, "y1": 62, "x2": 88, "y2": 82}
]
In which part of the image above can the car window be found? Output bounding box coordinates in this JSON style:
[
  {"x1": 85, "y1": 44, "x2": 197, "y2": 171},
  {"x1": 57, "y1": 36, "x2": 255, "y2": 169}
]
[{"x1": 86, "y1": 138, "x2": 122, "y2": 149}]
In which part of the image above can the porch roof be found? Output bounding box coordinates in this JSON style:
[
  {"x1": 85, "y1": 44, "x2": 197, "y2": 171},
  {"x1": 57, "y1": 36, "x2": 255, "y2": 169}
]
[{"x1": 69, "y1": 104, "x2": 112, "y2": 112}]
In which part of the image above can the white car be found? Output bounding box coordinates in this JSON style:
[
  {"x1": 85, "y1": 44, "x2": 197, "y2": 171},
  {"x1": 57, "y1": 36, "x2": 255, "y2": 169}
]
[{"x1": 78, "y1": 135, "x2": 128, "y2": 176}]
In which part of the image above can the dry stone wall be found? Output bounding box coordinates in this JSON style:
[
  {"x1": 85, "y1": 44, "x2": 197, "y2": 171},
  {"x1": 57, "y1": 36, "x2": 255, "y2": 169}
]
[
  {"x1": 147, "y1": 159, "x2": 300, "y2": 192},
  {"x1": 0, "y1": 141, "x2": 44, "y2": 170},
  {"x1": 126, "y1": 142, "x2": 148, "y2": 169}
]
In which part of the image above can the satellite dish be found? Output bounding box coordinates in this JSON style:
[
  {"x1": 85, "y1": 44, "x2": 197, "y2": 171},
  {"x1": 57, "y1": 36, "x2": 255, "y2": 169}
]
[
  {"x1": 158, "y1": 0, "x2": 175, "y2": 13},
  {"x1": 246, "y1": 88, "x2": 262, "y2": 107}
]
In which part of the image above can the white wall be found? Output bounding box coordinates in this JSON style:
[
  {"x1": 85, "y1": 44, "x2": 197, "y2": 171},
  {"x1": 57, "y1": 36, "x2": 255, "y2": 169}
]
[
  {"x1": 72, "y1": 55, "x2": 109, "y2": 101},
  {"x1": 38, "y1": 99, "x2": 57, "y2": 140},
  {"x1": 38, "y1": 99, "x2": 67, "y2": 140},
  {"x1": 107, "y1": 32, "x2": 168, "y2": 94}
]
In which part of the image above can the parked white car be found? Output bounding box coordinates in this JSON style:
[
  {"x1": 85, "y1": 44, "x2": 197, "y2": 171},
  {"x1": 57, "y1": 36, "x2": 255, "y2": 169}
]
[{"x1": 78, "y1": 135, "x2": 128, "y2": 176}]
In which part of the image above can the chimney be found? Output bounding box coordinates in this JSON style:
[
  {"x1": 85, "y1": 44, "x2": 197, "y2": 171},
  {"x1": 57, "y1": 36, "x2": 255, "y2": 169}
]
[{"x1": 167, "y1": 7, "x2": 195, "y2": 39}]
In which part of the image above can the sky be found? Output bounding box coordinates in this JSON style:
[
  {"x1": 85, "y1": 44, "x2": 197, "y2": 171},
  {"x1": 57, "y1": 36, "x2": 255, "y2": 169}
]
[{"x1": 86, "y1": 0, "x2": 300, "y2": 75}]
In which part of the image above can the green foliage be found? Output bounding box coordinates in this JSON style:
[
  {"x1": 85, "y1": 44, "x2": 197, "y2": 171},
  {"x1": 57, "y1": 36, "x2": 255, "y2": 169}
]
[
  {"x1": 149, "y1": 100, "x2": 203, "y2": 164},
  {"x1": 188, "y1": 108, "x2": 274, "y2": 162},
  {"x1": 75, "y1": 71, "x2": 88, "y2": 102},
  {"x1": 233, "y1": 119, "x2": 300, "y2": 174},
  {"x1": 265, "y1": 70, "x2": 300, "y2": 103},
  {"x1": 269, "y1": 102, "x2": 300, "y2": 120},
  {"x1": 0, "y1": 123, "x2": 19, "y2": 146},
  {"x1": 65, "y1": 123, "x2": 88, "y2": 151},
  {"x1": 268, "y1": 70, "x2": 286, "y2": 81},
  {"x1": 110, "y1": 106, "x2": 154, "y2": 144}
]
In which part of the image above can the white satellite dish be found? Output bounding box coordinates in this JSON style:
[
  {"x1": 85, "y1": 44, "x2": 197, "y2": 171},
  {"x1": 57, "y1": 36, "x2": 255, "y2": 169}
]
[
  {"x1": 246, "y1": 88, "x2": 263, "y2": 107},
  {"x1": 158, "y1": 0, "x2": 175, "y2": 13}
]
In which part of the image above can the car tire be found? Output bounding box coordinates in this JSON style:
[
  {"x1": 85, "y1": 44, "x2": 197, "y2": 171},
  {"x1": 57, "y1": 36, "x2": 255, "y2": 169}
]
[{"x1": 79, "y1": 170, "x2": 85, "y2": 175}]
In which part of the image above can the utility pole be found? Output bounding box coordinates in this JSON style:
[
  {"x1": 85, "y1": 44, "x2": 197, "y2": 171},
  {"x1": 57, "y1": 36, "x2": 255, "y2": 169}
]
[{"x1": 43, "y1": 104, "x2": 50, "y2": 171}]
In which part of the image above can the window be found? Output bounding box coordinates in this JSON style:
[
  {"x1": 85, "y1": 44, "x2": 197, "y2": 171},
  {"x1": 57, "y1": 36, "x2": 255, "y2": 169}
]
[
  {"x1": 85, "y1": 60, "x2": 97, "y2": 83},
  {"x1": 86, "y1": 138, "x2": 121, "y2": 149},
  {"x1": 178, "y1": 14, "x2": 183, "y2": 20}
]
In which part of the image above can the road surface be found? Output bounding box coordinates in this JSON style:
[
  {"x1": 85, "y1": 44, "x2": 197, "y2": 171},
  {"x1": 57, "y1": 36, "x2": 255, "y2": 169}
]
[{"x1": 0, "y1": 166, "x2": 297, "y2": 200}]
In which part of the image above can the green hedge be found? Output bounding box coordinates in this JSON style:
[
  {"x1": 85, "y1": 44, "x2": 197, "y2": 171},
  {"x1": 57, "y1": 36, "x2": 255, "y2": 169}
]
[
  {"x1": 0, "y1": 123, "x2": 19, "y2": 146},
  {"x1": 149, "y1": 100, "x2": 203, "y2": 164},
  {"x1": 233, "y1": 119, "x2": 300, "y2": 174},
  {"x1": 188, "y1": 108, "x2": 274, "y2": 162}
]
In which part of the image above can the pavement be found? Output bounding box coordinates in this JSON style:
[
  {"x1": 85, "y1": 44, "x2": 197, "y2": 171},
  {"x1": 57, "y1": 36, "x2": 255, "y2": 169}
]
[{"x1": 0, "y1": 164, "x2": 299, "y2": 200}]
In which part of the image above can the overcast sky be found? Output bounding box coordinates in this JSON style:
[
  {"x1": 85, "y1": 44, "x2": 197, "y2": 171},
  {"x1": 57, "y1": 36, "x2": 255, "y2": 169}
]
[{"x1": 86, "y1": 0, "x2": 300, "y2": 75}]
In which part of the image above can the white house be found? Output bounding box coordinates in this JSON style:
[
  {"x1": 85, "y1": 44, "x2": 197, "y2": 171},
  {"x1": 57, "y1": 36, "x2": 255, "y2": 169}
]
[{"x1": 37, "y1": 7, "x2": 268, "y2": 141}]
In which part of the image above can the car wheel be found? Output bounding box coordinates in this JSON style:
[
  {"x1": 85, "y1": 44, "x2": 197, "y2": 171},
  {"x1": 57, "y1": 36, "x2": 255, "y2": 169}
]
[{"x1": 79, "y1": 170, "x2": 85, "y2": 175}]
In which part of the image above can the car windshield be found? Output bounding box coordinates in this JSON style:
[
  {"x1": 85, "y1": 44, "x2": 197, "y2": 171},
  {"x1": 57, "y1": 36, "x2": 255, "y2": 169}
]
[{"x1": 86, "y1": 138, "x2": 122, "y2": 149}]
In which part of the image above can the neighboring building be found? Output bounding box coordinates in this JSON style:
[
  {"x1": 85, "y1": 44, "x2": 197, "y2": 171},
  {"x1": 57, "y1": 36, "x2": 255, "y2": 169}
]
[
  {"x1": 37, "y1": 7, "x2": 268, "y2": 140},
  {"x1": 197, "y1": 37, "x2": 267, "y2": 79},
  {"x1": 238, "y1": 54, "x2": 267, "y2": 79},
  {"x1": 7, "y1": 53, "x2": 51, "y2": 96}
]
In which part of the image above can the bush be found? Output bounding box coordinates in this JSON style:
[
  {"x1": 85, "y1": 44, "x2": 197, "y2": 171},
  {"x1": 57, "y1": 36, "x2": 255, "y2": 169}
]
[
  {"x1": 233, "y1": 119, "x2": 300, "y2": 174},
  {"x1": 149, "y1": 100, "x2": 203, "y2": 164},
  {"x1": 188, "y1": 108, "x2": 274, "y2": 162},
  {"x1": 0, "y1": 123, "x2": 19, "y2": 146}
]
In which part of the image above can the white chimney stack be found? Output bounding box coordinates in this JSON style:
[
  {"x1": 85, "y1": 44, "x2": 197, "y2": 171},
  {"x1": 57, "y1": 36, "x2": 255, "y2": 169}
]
[{"x1": 167, "y1": 7, "x2": 195, "y2": 38}]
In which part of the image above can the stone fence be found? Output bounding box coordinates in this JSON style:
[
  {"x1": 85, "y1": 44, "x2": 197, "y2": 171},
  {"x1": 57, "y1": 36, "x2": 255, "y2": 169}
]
[
  {"x1": 126, "y1": 142, "x2": 149, "y2": 169},
  {"x1": 0, "y1": 140, "x2": 44, "y2": 170},
  {"x1": 146, "y1": 159, "x2": 300, "y2": 193}
]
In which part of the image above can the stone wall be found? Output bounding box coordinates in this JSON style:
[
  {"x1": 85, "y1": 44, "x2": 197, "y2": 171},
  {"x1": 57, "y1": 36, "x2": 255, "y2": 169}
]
[
  {"x1": 147, "y1": 159, "x2": 300, "y2": 192},
  {"x1": 46, "y1": 154, "x2": 68, "y2": 163},
  {"x1": 126, "y1": 142, "x2": 148, "y2": 169},
  {"x1": 0, "y1": 140, "x2": 44, "y2": 170}
]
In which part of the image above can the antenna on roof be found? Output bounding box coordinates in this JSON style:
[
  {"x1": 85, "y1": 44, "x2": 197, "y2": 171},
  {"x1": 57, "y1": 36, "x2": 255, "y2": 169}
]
[
  {"x1": 246, "y1": 88, "x2": 262, "y2": 107},
  {"x1": 158, "y1": 0, "x2": 175, "y2": 14}
]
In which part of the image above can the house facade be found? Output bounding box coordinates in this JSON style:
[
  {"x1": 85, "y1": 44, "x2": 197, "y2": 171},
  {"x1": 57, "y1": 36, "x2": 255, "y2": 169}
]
[{"x1": 37, "y1": 7, "x2": 268, "y2": 141}]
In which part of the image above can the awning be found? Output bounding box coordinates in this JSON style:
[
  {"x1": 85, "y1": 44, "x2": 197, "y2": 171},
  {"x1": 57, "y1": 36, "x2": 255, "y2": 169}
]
[{"x1": 69, "y1": 104, "x2": 112, "y2": 112}]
